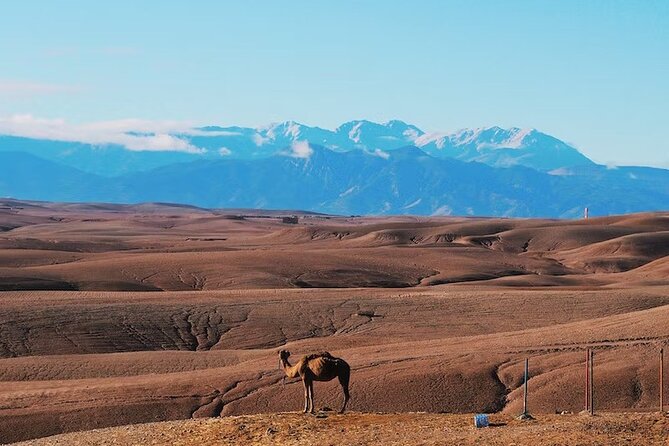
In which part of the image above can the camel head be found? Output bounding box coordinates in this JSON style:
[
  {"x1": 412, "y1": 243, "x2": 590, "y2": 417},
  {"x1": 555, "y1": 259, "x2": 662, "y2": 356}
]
[{"x1": 278, "y1": 349, "x2": 291, "y2": 361}]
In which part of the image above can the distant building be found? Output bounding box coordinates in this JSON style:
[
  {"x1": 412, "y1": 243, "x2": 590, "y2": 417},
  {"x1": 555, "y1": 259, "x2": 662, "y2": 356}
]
[{"x1": 282, "y1": 216, "x2": 299, "y2": 224}]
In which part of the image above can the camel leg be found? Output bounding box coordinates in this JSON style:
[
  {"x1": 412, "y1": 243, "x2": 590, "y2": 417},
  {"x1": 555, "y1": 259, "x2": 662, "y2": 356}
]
[
  {"x1": 308, "y1": 381, "x2": 315, "y2": 414},
  {"x1": 302, "y1": 379, "x2": 310, "y2": 413},
  {"x1": 338, "y1": 371, "x2": 350, "y2": 414}
]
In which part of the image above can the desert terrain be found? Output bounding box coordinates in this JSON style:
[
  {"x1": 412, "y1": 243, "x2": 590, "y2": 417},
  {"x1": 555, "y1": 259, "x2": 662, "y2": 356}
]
[
  {"x1": 0, "y1": 199, "x2": 668, "y2": 444},
  {"x1": 13, "y1": 412, "x2": 669, "y2": 446}
]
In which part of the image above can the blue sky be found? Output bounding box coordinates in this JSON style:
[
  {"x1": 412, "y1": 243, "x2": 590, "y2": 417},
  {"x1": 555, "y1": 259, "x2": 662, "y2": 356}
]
[{"x1": 1, "y1": 0, "x2": 668, "y2": 167}]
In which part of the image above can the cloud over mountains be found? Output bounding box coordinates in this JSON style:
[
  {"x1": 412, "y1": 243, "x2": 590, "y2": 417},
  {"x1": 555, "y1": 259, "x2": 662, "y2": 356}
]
[{"x1": 0, "y1": 115, "x2": 202, "y2": 153}]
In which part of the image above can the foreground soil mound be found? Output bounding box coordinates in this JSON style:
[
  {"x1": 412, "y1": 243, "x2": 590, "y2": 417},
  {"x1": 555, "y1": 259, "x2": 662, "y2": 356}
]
[{"x1": 15, "y1": 412, "x2": 669, "y2": 446}]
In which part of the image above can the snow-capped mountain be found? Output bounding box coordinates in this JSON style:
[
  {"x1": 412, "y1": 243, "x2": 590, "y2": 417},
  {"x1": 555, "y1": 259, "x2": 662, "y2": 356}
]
[
  {"x1": 189, "y1": 120, "x2": 425, "y2": 159},
  {"x1": 415, "y1": 126, "x2": 593, "y2": 170},
  {"x1": 1, "y1": 120, "x2": 594, "y2": 175},
  {"x1": 189, "y1": 120, "x2": 593, "y2": 171},
  {"x1": 335, "y1": 120, "x2": 424, "y2": 150},
  {"x1": 2, "y1": 119, "x2": 666, "y2": 218}
]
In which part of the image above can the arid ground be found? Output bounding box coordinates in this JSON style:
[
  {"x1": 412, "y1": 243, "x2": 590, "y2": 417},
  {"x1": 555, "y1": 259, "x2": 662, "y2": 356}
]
[
  {"x1": 13, "y1": 412, "x2": 669, "y2": 446},
  {"x1": 1, "y1": 199, "x2": 668, "y2": 444}
]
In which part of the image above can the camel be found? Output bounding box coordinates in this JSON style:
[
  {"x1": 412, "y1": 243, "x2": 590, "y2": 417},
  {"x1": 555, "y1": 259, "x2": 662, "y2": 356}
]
[{"x1": 278, "y1": 350, "x2": 350, "y2": 414}]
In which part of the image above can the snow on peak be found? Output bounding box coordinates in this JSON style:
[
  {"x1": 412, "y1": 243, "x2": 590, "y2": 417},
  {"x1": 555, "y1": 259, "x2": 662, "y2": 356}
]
[
  {"x1": 348, "y1": 121, "x2": 364, "y2": 143},
  {"x1": 415, "y1": 126, "x2": 539, "y2": 151},
  {"x1": 262, "y1": 120, "x2": 303, "y2": 141},
  {"x1": 335, "y1": 119, "x2": 423, "y2": 147},
  {"x1": 502, "y1": 127, "x2": 537, "y2": 148}
]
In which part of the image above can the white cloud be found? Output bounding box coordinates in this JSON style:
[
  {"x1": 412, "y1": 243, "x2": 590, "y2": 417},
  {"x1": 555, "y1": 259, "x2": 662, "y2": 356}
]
[
  {"x1": 403, "y1": 198, "x2": 422, "y2": 209},
  {"x1": 372, "y1": 148, "x2": 390, "y2": 159},
  {"x1": 431, "y1": 205, "x2": 452, "y2": 216},
  {"x1": 252, "y1": 133, "x2": 270, "y2": 146},
  {"x1": 0, "y1": 114, "x2": 204, "y2": 153},
  {"x1": 122, "y1": 133, "x2": 199, "y2": 152},
  {"x1": 362, "y1": 148, "x2": 390, "y2": 159},
  {"x1": 44, "y1": 47, "x2": 78, "y2": 57},
  {"x1": 547, "y1": 167, "x2": 573, "y2": 176},
  {"x1": 403, "y1": 128, "x2": 421, "y2": 140},
  {"x1": 45, "y1": 46, "x2": 140, "y2": 57},
  {"x1": 218, "y1": 147, "x2": 232, "y2": 156},
  {"x1": 339, "y1": 186, "x2": 359, "y2": 197},
  {"x1": 186, "y1": 129, "x2": 242, "y2": 137},
  {"x1": 0, "y1": 79, "x2": 81, "y2": 96},
  {"x1": 99, "y1": 46, "x2": 140, "y2": 56},
  {"x1": 285, "y1": 140, "x2": 313, "y2": 159}
]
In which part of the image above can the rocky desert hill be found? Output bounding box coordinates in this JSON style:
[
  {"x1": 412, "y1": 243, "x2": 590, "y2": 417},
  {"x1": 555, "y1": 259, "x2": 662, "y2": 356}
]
[{"x1": 0, "y1": 200, "x2": 668, "y2": 444}]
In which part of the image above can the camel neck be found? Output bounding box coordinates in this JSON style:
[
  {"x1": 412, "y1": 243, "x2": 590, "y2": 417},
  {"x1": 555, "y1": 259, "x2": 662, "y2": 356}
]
[{"x1": 280, "y1": 358, "x2": 300, "y2": 378}]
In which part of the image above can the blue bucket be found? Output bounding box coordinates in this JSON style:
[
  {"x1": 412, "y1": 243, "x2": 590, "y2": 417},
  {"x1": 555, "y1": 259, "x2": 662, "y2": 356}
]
[{"x1": 474, "y1": 414, "x2": 489, "y2": 428}]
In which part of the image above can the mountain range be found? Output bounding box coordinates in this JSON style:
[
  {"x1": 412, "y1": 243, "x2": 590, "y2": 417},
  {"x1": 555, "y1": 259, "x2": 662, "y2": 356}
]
[{"x1": 1, "y1": 120, "x2": 667, "y2": 217}]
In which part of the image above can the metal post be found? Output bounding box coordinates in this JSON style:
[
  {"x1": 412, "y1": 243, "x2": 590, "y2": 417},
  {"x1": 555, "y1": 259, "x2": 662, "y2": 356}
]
[
  {"x1": 517, "y1": 358, "x2": 533, "y2": 420},
  {"x1": 523, "y1": 358, "x2": 529, "y2": 415},
  {"x1": 584, "y1": 348, "x2": 590, "y2": 412},
  {"x1": 661, "y1": 348, "x2": 664, "y2": 413},
  {"x1": 589, "y1": 350, "x2": 594, "y2": 416}
]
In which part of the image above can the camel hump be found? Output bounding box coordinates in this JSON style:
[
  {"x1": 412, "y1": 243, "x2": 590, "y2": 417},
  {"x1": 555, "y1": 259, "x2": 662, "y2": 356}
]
[{"x1": 304, "y1": 351, "x2": 333, "y2": 361}]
